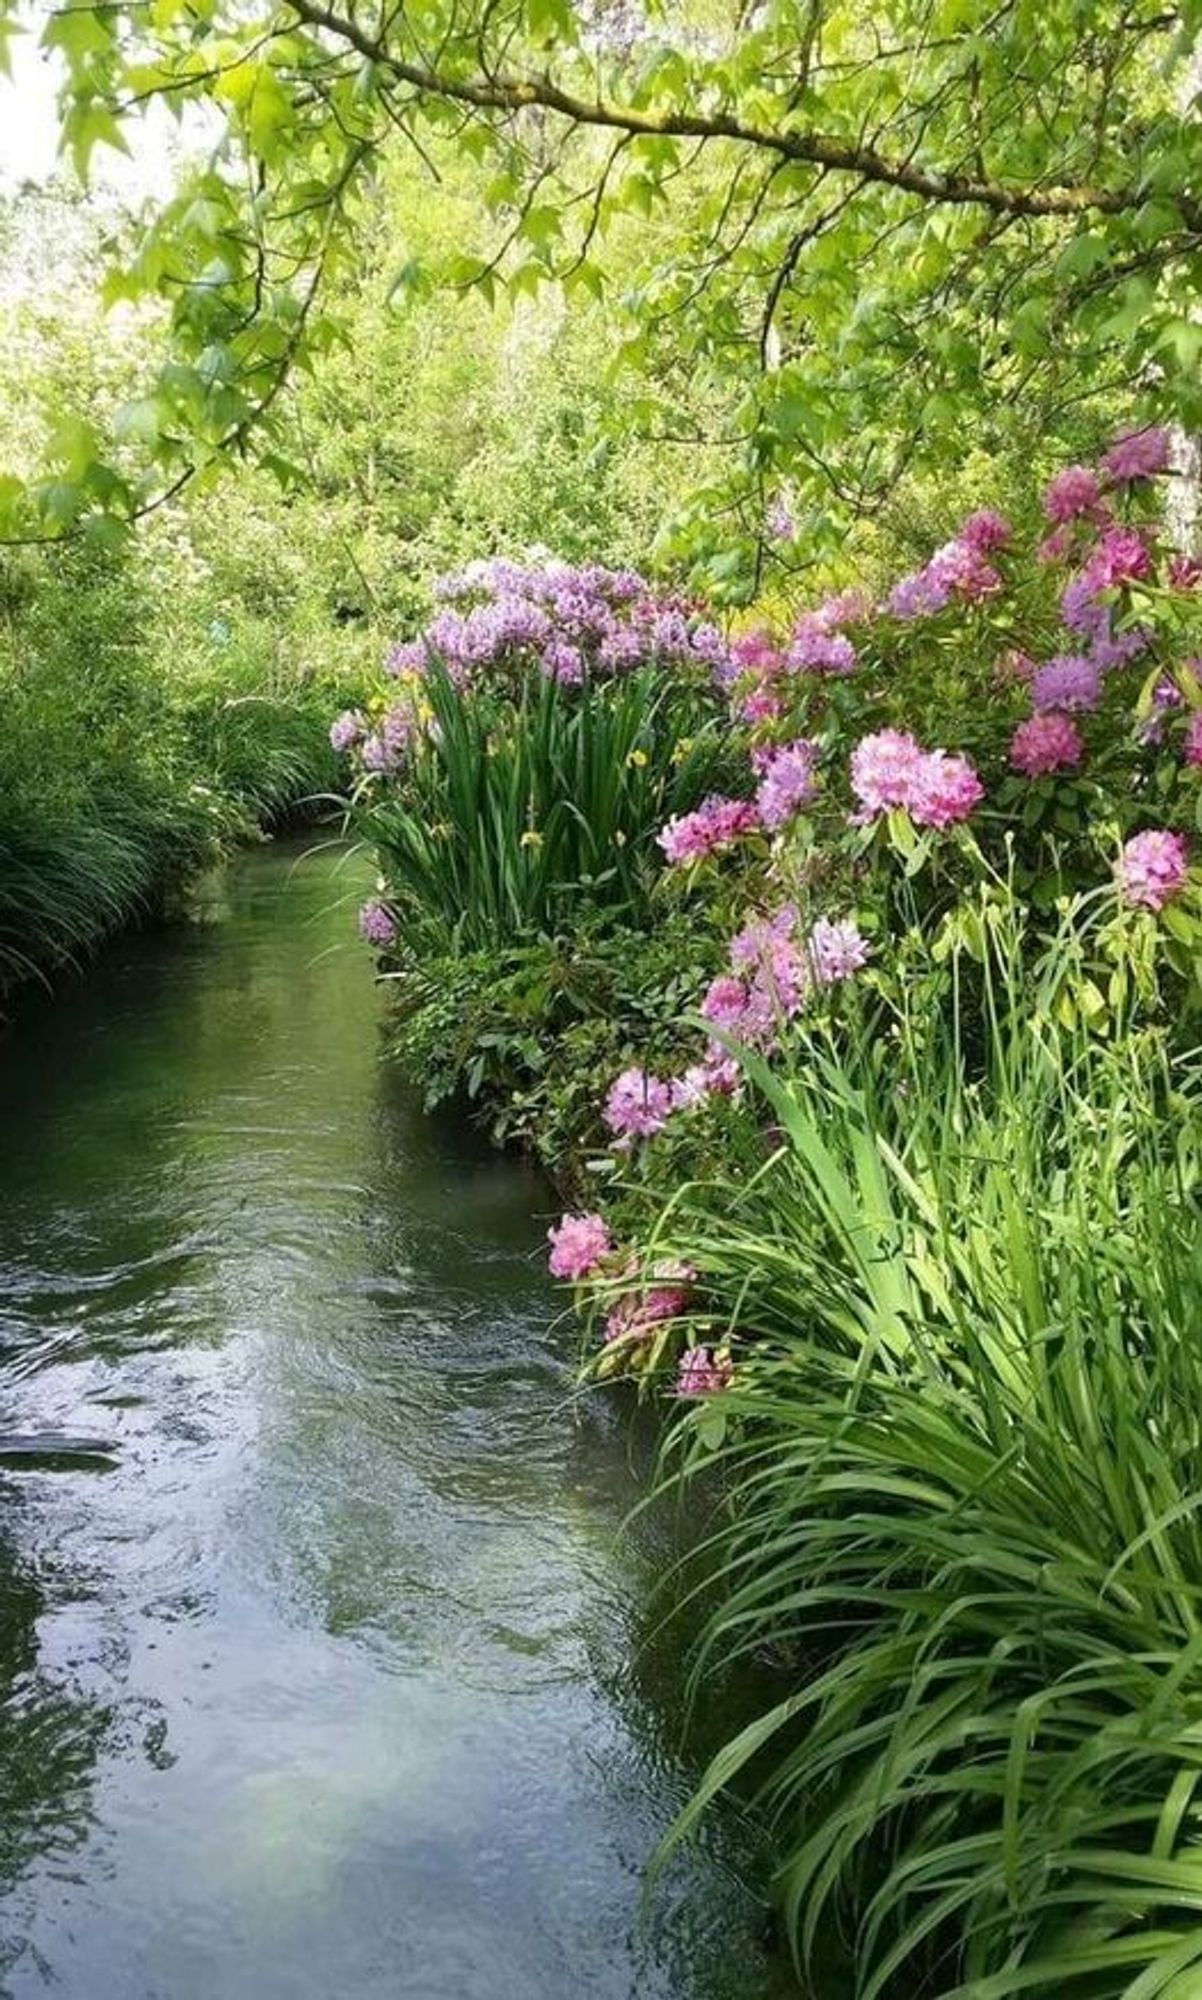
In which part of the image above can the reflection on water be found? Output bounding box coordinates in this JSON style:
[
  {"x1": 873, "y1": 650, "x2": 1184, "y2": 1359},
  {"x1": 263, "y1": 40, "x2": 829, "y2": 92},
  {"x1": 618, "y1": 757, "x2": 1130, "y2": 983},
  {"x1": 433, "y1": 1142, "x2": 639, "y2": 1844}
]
[{"x1": 0, "y1": 840, "x2": 798, "y2": 2000}]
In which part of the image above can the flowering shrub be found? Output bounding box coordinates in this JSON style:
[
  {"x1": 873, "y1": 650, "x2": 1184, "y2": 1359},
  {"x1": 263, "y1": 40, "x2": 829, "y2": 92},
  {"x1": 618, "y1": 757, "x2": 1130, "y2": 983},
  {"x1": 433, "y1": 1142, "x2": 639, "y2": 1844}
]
[{"x1": 547, "y1": 425, "x2": 1202, "y2": 1390}]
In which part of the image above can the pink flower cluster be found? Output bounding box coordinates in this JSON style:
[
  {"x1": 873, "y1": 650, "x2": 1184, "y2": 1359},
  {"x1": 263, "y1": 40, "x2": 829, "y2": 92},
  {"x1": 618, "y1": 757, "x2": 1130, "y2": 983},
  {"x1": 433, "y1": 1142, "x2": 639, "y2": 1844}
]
[
  {"x1": 1010, "y1": 712, "x2": 1083, "y2": 777},
  {"x1": 547, "y1": 1212, "x2": 613, "y2": 1280},
  {"x1": 604, "y1": 1262, "x2": 696, "y2": 1343},
  {"x1": 1117, "y1": 830, "x2": 1190, "y2": 912},
  {"x1": 753, "y1": 738, "x2": 820, "y2": 830},
  {"x1": 658, "y1": 794, "x2": 760, "y2": 866},
  {"x1": 604, "y1": 1066, "x2": 690, "y2": 1142},
  {"x1": 887, "y1": 535, "x2": 1003, "y2": 621},
  {"x1": 676, "y1": 1347, "x2": 732, "y2": 1396},
  {"x1": 850, "y1": 731, "x2": 984, "y2": 829}
]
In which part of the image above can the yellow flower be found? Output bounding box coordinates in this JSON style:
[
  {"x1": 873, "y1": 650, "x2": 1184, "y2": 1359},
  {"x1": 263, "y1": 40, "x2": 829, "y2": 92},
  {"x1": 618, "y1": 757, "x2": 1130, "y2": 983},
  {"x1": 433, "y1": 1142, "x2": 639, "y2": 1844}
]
[
  {"x1": 627, "y1": 747, "x2": 649, "y2": 768},
  {"x1": 671, "y1": 738, "x2": 695, "y2": 765},
  {"x1": 520, "y1": 829, "x2": 543, "y2": 849}
]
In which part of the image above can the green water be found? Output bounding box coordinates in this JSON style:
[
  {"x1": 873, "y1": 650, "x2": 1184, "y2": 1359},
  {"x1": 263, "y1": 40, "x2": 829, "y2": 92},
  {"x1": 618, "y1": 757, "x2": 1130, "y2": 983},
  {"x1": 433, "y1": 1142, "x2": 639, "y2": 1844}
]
[{"x1": 0, "y1": 840, "x2": 797, "y2": 2000}]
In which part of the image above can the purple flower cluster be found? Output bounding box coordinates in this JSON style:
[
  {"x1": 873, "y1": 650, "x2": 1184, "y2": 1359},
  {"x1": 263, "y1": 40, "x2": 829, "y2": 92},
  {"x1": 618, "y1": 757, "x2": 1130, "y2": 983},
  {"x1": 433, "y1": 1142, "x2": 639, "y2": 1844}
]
[
  {"x1": 887, "y1": 534, "x2": 1002, "y2": 621},
  {"x1": 754, "y1": 738, "x2": 820, "y2": 830},
  {"x1": 1031, "y1": 656, "x2": 1102, "y2": 714},
  {"x1": 358, "y1": 900, "x2": 397, "y2": 949},
  {"x1": 388, "y1": 558, "x2": 733, "y2": 690}
]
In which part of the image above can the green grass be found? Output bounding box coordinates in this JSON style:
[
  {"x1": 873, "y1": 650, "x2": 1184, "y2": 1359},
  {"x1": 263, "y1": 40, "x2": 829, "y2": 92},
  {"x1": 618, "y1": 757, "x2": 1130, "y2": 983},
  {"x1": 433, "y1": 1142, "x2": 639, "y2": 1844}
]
[
  {"x1": 357, "y1": 657, "x2": 736, "y2": 951},
  {"x1": 646, "y1": 911, "x2": 1202, "y2": 1996}
]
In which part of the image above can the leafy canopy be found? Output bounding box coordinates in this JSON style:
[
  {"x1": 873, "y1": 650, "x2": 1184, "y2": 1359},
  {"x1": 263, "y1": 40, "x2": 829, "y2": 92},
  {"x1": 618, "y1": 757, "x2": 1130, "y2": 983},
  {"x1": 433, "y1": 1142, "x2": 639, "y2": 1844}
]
[{"x1": 3, "y1": 0, "x2": 1202, "y2": 559}]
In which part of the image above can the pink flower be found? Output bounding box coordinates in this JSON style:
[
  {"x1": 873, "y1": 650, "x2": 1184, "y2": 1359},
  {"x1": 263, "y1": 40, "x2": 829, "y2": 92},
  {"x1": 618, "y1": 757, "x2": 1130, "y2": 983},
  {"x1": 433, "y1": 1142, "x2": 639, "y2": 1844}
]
[
  {"x1": 738, "y1": 686, "x2": 785, "y2": 724},
  {"x1": 755, "y1": 739, "x2": 820, "y2": 829},
  {"x1": 814, "y1": 587, "x2": 873, "y2": 630},
  {"x1": 785, "y1": 617, "x2": 857, "y2": 675},
  {"x1": 1117, "y1": 830, "x2": 1190, "y2": 911},
  {"x1": 658, "y1": 795, "x2": 759, "y2": 865},
  {"x1": 925, "y1": 539, "x2": 1002, "y2": 603},
  {"x1": 676, "y1": 1347, "x2": 733, "y2": 1396},
  {"x1": 1010, "y1": 712, "x2": 1084, "y2": 777},
  {"x1": 908, "y1": 751, "x2": 985, "y2": 830},
  {"x1": 767, "y1": 495, "x2": 796, "y2": 542},
  {"x1": 730, "y1": 628, "x2": 783, "y2": 676},
  {"x1": 358, "y1": 900, "x2": 397, "y2": 948},
  {"x1": 1102, "y1": 426, "x2": 1171, "y2": 483},
  {"x1": 1186, "y1": 711, "x2": 1202, "y2": 768},
  {"x1": 1031, "y1": 655, "x2": 1102, "y2": 713},
  {"x1": 849, "y1": 729, "x2": 926, "y2": 816},
  {"x1": 547, "y1": 1212, "x2": 613, "y2": 1281},
  {"x1": 959, "y1": 509, "x2": 1012, "y2": 554},
  {"x1": 1038, "y1": 525, "x2": 1075, "y2": 564},
  {"x1": 808, "y1": 917, "x2": 870, "y2": 983},
  {"x1": 605, "y1": 1267, "x2": 696, "y2": 1343},
  {"x1": 604, "y1": 1067, "x2": 686, "y2": 1141},
  {"x1": 1044, "y1": 465, "x2": 1102, "y2": 524},
  {"x1": 1085, "y1": 526, "x2": 1154, "y2": 590},
  {"x1": 701, "y1": 974, "x2": 751, "y2": 1032}
]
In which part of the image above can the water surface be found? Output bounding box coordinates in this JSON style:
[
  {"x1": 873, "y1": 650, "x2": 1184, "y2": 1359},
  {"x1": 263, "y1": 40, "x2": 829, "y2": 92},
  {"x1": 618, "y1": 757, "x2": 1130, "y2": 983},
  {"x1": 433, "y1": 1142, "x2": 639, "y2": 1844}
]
[{"x1": 0, "y1": 840, "x2": 794, "y2": 2000}]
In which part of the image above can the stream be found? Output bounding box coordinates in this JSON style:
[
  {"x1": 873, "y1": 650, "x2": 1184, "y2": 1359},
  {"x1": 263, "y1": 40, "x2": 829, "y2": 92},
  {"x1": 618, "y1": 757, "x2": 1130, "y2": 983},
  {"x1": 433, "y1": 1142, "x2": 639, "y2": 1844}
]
[{"x1": 0, "y1": 839, "x2": 797, "y2": 2000}]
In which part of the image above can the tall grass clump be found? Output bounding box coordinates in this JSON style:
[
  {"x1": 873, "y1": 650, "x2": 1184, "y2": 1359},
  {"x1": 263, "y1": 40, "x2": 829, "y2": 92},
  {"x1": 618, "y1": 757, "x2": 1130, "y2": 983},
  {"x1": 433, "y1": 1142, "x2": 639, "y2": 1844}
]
[
  {"x1": 632, "y1": 914, "x2": 1202, "y2": 1996},
  {"x1": 337, "y1": 556, "x2": 742, "y2": 954}
]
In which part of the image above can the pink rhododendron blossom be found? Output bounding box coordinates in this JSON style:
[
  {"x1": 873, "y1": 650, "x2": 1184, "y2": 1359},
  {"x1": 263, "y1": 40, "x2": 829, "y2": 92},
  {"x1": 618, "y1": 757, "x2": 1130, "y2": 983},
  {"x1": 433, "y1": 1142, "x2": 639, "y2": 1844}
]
[
  {"x1": 547, "y1": 1212, "x2": 613, "y2": 1281},
  {"x1": 604, "y1": 1067, "x2": 686, "y2": 1140},
  {"x1": 808, "y1": 917, "x2": 870, "y2": 983},
  {"x1": 1102, "y1": 426, "x2": 1171, "y2": 483},
  {"x1": 908, "y1": 751, "x2": 985, "y2": 829},
  {"x1": 814, "y1": 587, "x2": 873, "y2": 630},
  {"x1": 1186, "y1": 712, "x2": 1202, "y2": 767},
  {"x1": 849, "y1": 729, "x2": 926, "y2": 816},
  {"x1": 1044, "y1": 465, "x2": 1103, "y2": 524},
  {"x1": 676, "y1": 1347, "x2": 733, "y2": 1396},
  {"x1": 358, "y1": 900, "x2": 397, "y2": 948},
  {"x1": 730, "y1": 629, "x2": 783, "y2": 677},
  {"x1": 1117, "y1": 830, "x2": 1190, "y2": 911},
  {"x1": 959, "y1": 509, "x2": 1012, "y2": 554},
  {"x1": 701, "y1": 975, "x2": 751, "y2": 1035},
  {"x1": 1010, "y1": 713, "x2": 1084, "y2": 777},
  {"x1": 1085, "y1": 526, "x2": 1154, "y2": 590},
  {"x1": 738, "y1": 686, "x2": 785, "y2": 724},
  {"x1": 755, "y1": 739, "x2": 820, "y2": 829},
  {"x1": 658, "y1": 795, "x2": 759, "y2": 866},
  {"x1": 1031, "y1": 655, "x2": 1102, "y2": 713},
  {"x1": 785, "y1": 617, "x2": 858, "y2": 675}
]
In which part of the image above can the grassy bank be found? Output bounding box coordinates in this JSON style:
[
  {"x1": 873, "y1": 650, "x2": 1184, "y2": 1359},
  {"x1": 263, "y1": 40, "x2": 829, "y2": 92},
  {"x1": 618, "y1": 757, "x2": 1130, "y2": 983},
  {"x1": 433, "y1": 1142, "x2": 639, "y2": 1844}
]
[
  {"x1": 0, "y1": 542, "x2": 366, "y2": 996},
  {"x1": 346, "y1": 445, "x2": 1202, "y2": 1997}
]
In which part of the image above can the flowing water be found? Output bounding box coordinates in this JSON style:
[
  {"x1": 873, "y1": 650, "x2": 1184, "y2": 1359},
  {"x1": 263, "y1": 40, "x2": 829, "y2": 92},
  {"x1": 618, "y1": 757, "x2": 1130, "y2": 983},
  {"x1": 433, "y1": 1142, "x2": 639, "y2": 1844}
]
[{"x1": 0, "y1": 840, "x2": 797, "y2": 2000}]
